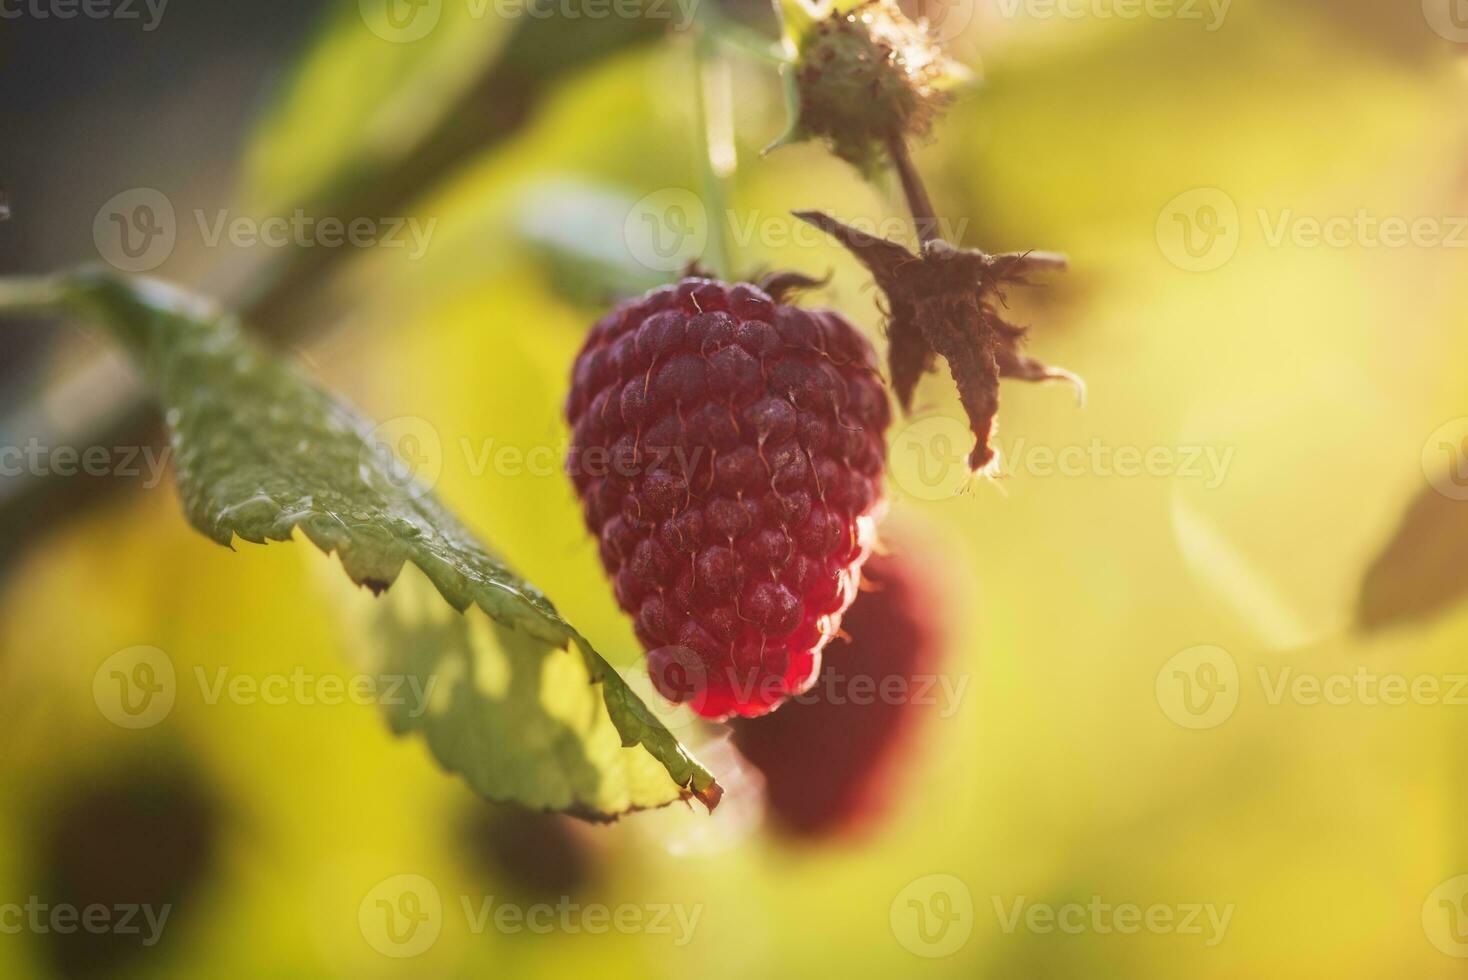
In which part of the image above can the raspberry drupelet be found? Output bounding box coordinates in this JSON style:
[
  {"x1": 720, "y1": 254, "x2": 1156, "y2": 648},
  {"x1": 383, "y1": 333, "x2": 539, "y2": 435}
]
[{"x1": 565, "y1": 276, "x2": 890, "y2": 719}]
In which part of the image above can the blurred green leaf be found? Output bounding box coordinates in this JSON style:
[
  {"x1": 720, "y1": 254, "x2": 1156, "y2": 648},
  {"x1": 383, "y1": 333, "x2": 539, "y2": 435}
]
[
  {"x1": 244, "y1": 0, "x2": 518, "y2": 214},
  {"x1": 1358, "y1": 480, "x2": 1468, "y2": 633},
  {"x1": 773, "y1": 0, "x2": 820, "y2": 52},
  {"x1": 234, "y1": 1, "x2": 668, "y2": 338},
  {"x1": 515, "y1": 180, "x2": 667, "y2": 304},
  {"x1": 0, "y1": 269, "x2": 720, "y2": 819}
]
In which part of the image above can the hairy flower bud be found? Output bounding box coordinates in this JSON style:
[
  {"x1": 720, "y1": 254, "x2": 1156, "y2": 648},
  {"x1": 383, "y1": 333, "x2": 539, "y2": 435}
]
[{"x1": 771, "y1": 0, "x2": 965, "y2": 175}]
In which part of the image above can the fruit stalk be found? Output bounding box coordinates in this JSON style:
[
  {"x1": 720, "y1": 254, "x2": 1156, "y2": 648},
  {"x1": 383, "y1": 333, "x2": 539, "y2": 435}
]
[
  {"x1": 693, "y1": 26, "x2": 737, "y2": 280},
  {"x1": 886, "y1": 129, "x2": 940, "y2": 245}
]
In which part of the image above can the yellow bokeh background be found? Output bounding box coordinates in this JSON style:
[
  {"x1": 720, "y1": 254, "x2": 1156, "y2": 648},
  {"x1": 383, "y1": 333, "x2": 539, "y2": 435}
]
[{"x1": 6, "y1": 2, "x2": 1468, "y2": 976}]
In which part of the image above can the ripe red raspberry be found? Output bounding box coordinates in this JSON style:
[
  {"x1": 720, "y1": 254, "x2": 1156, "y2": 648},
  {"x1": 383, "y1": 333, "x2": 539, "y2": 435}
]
[
  {"x1": 565, "y1": 276, "x2": 890, "y2": 720},
  {"x1": 730, "y1": 548, "x2": 947, "y2": 839}
]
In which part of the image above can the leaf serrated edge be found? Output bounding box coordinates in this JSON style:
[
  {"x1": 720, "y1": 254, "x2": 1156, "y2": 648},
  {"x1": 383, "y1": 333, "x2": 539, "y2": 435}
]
[{"x1": 1, "y1": 266, "x2": 722, "y2": 814}]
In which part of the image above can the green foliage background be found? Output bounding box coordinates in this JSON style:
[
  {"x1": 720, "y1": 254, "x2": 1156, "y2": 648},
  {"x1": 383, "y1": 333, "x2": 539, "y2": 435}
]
[{"x1": 4, "y1": 0, "x2": 1468, "y2": 976}]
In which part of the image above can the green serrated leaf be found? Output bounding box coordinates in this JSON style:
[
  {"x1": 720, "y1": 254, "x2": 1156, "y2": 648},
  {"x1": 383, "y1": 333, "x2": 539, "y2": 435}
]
[
  {"x1": 5, "y1": 267, "x2": 720, "y2": 819},
  {"x1": 323, "y1": 558, "x2": 710, "y2": 819}
]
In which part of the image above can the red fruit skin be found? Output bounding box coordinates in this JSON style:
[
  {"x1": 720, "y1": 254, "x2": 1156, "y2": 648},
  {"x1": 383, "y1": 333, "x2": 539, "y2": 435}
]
[
  {"x1": 565, "y1": 277, "x2": 890, "y2": 719},
  {"x1": 730, "y1": 550, "x2": 946, "y2": 839}
]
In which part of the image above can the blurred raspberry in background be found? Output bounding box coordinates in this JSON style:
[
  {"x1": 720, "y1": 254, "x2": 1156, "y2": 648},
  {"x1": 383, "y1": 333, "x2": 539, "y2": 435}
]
[{"x1": 732, "y1": 539, "x2": 951, "y2": 840}]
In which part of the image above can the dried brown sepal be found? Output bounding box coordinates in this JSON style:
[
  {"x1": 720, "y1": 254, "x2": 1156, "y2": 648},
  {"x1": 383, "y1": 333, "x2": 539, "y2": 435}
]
[
  {"x1": 757, "y1": 269, "x2": 832, "y2": 303},
  {"x1": 794, "y1": 210, "x2": 1082, "y2": 472}
]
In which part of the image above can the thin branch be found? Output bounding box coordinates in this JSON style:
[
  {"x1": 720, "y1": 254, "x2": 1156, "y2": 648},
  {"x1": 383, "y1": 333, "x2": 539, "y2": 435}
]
[
  {"x1": 0, "y1": 276, "x2": 68, "y2": 318},
  {"x1": 886, "y1": 130, "x2": 941, "y2": 246}
]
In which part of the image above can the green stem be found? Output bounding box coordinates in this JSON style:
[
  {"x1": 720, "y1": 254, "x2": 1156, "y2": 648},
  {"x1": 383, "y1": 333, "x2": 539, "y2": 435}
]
[
  {"x1": 703, "y1": 3, "x2": 790, "y2": 65},
  {"x1": 693, "y1": 28, "x2": 735, "y2": 280}
]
